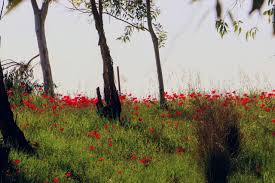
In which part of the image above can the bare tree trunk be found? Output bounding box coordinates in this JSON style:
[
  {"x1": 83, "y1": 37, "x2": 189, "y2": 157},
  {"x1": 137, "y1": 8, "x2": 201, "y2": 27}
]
[
  {"x1": 91, "y1": 0, "x2": 121, "y2": 120},
  {"x1": 0, "y1": 64, "x2": 35, "y2": 154},
  {"x1": 146, "y1": 0, "x2": 167, "y2": 108},
  {"x1": 31, "y1": 0, "x2": 54, "y2": 97}
]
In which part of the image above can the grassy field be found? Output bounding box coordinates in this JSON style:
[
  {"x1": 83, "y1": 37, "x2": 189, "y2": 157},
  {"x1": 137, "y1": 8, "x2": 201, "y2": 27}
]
[{"x1": 2, "y1": 90, "x2": 275, "y2": 183}]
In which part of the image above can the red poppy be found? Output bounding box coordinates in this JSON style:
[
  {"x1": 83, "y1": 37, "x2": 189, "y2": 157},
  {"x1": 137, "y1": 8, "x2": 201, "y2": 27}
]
[
  {"x1": 176, "y1": 147, "x2": 185, "y2": 154},
  {"x1": 272, "y1": 119, "x2": 275, "y2": 123},
  {"x1": 98, "y1": 157, "x2": 105, "y2": 161},
  {"x1": 53, "y1": 178, "x2": 59, "y2": 182},
  {"x1": 130, "y1": 155, "x2": 138, "y2": 160},
  {"x1": 139, "y1": 157, "x2": 152, "y2": 166},
  {"x1": 13, "y1": 159, "x2": 21, "y2": 165},
  {"x1": 89, "y1": 146, "x2": 96, "y2": 150},
  {"x1": 65, "y1": 171, "x2": 71, "y2": 177}
]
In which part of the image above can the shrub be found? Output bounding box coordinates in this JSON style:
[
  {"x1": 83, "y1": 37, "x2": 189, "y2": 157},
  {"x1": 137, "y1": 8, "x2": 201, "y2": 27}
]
[{"x1": 192, "y1": 97, "x2": 241, "y2": 183}]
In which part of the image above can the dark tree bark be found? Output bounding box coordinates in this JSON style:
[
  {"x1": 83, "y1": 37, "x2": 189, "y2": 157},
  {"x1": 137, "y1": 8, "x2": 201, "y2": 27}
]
[
  {"x1": 31, "y1": 0, "x2": 54, "y2": 97},
  {"x1": 146, "y1": 0, "x2": 167, "y2": 108},
  {"x1": 90, "y1": 0, "x2": 121, "y2": 120},
  {"x1": 0, "y1": 63, "x2": 35, "y2": 154}
]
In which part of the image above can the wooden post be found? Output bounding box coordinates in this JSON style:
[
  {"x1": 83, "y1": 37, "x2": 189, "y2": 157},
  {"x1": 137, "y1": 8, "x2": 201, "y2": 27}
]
[{"x1": 117, "y1": 66, "x2": 121, "y2": 95}]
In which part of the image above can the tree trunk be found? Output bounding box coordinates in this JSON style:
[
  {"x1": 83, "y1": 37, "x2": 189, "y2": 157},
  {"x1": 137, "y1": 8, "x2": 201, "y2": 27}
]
[
  {"x1": 0, "y1": 64, "x2": 35, "y2": 154},
  {"x1": 146, "y1": 0, "x2": 167, "y2": 108},
  {"x1": 90, "y1": 0, "x2": 121, "y2": 120},
  {"x1": 31, "y1": 0, "x2": 54, "y2": 97}
]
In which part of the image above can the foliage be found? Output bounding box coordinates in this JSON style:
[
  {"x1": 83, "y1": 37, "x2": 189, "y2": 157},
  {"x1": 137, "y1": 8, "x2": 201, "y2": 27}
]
[
  {"x1": 1, "y1": 55, "x2": 41, "y2": 105},
  {"x1": 71, "y1": 0, "x2": 167, "y2": 47},
  {"x1": 195, "y1": 0, "x2": 275, "y2": 39}
]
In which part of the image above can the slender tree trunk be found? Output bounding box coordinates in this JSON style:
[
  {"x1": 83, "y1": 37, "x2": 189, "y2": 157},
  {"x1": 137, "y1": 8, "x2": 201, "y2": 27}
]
[
  {"x1": 0, "y1": 64, "x2": 35, "y2": 154},
  {"x1": 146, "y1": 0, "x2": 167, "y2": 108},
  {"x1": 31, "y1": 0, "x2": 54, "y2": 97},
  {"x1": 91, "y1": 0, "x2": 121, "y2": 120}
]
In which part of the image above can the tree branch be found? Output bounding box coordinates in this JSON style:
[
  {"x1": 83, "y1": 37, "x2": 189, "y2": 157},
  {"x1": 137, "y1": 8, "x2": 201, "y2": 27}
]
[
  {"x1": 103, "y1": 11, "x2": 149, "y2": 32},
  {"x1": 0, "y1": 0, "x2": 4, "y2": 20},
  {"x1": 41, "y1": 0, "x2": 51, "y2": 21},
  {"x1": 99, "y1": 0, "x2": 103, "y2": 23},
  {"x1": 30, "y1": 0, "x2": 40, "y2": 14},
  {"x1": 146, "y1": 0, "x2": 157, "y2": 39}
]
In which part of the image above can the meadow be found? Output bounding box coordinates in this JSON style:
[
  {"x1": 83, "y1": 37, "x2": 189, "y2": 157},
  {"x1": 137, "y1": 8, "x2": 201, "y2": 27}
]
[{"x1": 2, "y1": 89, "x2": 275, "y2": 183}]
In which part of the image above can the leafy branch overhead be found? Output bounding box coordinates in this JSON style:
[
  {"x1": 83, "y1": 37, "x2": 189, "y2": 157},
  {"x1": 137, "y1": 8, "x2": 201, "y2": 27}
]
[
  {"x1": 201, "y1": 0, "x2": 275, "y2": 39},
  {"x1": 71, "y1": 0, "x2": 167, "y2": 48}
]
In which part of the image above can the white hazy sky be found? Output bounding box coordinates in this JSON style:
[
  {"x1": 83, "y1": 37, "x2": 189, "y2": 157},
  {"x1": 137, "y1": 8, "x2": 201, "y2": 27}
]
[{"x1": 0, "y1": 0, "x2": 275, "y2": 97}]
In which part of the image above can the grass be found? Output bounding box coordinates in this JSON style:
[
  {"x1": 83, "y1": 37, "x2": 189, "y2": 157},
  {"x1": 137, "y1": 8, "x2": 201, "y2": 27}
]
[{"x1": 1, "y1": 90, "x2": 275, "y2": 183}]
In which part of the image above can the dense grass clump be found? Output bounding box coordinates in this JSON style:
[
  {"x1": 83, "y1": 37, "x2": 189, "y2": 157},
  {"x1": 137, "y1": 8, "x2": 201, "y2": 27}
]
[
  {"x1": 191, "y1": 97, "x2": 241, "y2": 183},
  {"x1": 1, "y1": 89, "x2": 274, "y2": 183}
]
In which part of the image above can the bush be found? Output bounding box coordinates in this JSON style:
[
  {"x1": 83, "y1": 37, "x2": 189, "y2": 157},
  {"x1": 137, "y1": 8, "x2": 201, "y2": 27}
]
[{"x1": 192, "y1": 96, "x2": 241, "y2": 183}]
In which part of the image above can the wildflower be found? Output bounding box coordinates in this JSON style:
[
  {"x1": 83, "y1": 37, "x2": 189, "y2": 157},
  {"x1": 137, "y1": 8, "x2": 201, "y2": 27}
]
[
  {"x1": 138, "y1": 117, "x2": 143, "y2": 122},
  {"x1": 98, "y1": 157, "x2": 105, "y2": 161},
  {"x1": 176, "y1": 147, "x2": 185, "y2": 154},
  {"x1": 272, "y1": 119, "x2": 275, "y2": 123},
  {"x1": 13, "y1": 159, "x2": 21, "y2": 165},
  {"x1": 175, "y1": 111, "x2": 182, "y2": 116},
  {"x1": 65, "y1": 171, "x2": 71, "y2": 177},
  {"x1": 53, "y1": 178, "x2": 59, "y2": 182},
  {"x1": 89, "y1": 146, "x2": 96, "y2": 150},
  {"x1": 149, "y1": 128, "x2": 155, "y2": 134},
  {"x1": 130, "y1": 155, "x2": 138, "y2": 160},
  {"x1": 103, "y1": 124, "x2": 109, "y2": 129},
  {"x1": 7, "y1": 90, "x2": 13, "y2": 96},
  {"x1": 272, "y1": 132, "x2": 275, "y2": 136},
  {"x1": 87, "y1": 130, "x2": 101, "y2": 139},
  {"x1": 139, "y1": 157, "x2": 152, "y2": 166},
  {"x1": 108, "y1": 138, "x2": 113, "y2": 147}
]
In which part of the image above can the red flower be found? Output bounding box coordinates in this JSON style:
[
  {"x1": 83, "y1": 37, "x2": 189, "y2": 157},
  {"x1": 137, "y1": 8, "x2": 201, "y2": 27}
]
[
  {"x1": 139, "y1": 157, "x2": 152, "y2": 166},
  {"x1": 130, "y1": 155, "x2": 138, "y2": 160},
  {"x1": 89, "y1": 146, "x2": 96, "y2": 150},
  {"x1": 65, "y1": 171, "x2": 71, "y2": 177},
  {"x1": 13, "y1": 159, "x2": 21, "y2": 165},
  {"x1": 272, "y1": 119, "x2": 275, "y2": 123},
  {"x1": 138, "y1": 117, "x2": 143, "y2": 122},
  {"x1": 149, "y1": 128, "x2": 155, "y2": 134},
  {"x1": 108, "y1": 138, "x2": 113, "y2": 147},
  {"x1": 87, "y1": 130, "x2": 100, "y2": 139},
  {"x1": 7, "y1": 90, "x2": 13, "y2": 96},
  {"x1": 53, "y1": 178, "x2": 59, "y2": 182},
  {"x1": 176, "y1": 147, "x2": 185, "y2": 154},
  {"x1": 272, "y1": 132, "x2": 275, "y2": 136},
  {"x1": 103, "y1": 124, "x2": 109, "y2": 129},
  {"x1": 98, "y1": 157, "x2": 105, "y2": 161}
]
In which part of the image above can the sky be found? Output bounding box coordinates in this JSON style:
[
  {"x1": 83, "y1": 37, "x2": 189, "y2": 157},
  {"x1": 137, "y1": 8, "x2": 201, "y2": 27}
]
[{"x1": 0, "y1": 0, "x2": 275, "y2": 98}]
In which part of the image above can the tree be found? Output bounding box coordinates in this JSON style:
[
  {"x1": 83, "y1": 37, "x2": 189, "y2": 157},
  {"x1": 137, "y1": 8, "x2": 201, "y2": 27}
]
[
  {"x1": 71, "y1": 0, "x2": 168, "y2": 108},
  {"x1": 6, "y1": 0, "x2": 55, "y2": 97},
  {"x1": 73, "y1": 0, "x2": 121, "y2": 120},
  {"x1": 0, "y1": 0, "x2": 34, "y2": 154},
  {"x1": 145, "y1": 0, "x2": 167, "y2": 108}
]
